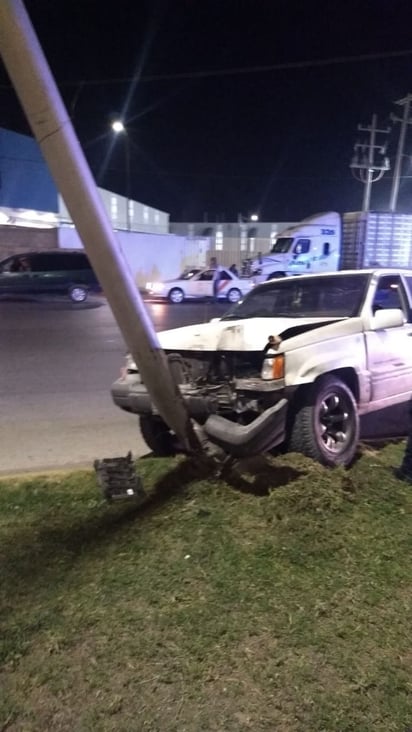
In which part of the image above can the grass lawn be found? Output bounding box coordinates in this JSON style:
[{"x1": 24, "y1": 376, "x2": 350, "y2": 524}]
[{"x1": 1, "y1": 442, "x2": 412, "y2": 731}]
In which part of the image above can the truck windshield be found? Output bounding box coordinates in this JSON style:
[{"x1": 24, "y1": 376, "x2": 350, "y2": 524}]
[
  {"x1": 270, "y1": 237, "x2": 294, "y2": 254},
  {"x1": 221, "y1": 273, "x2": 370, "y2": 319}
]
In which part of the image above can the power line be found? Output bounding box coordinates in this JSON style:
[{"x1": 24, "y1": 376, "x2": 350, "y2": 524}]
[
  {"x1": 134, "y1": 48, "x2": 412, "y2": 83},
  {"x1": 119, "y1": 171, "x2": 364, "y2": 182},
  {"x1": 1, "y1": 48, "x2": 411, "y2": 89}
]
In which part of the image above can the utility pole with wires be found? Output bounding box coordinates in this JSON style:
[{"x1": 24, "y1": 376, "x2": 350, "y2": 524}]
[
  {"x1": 389, "y1": 93, "x2": 412, "y2": 212},
  {"x1": 350, "y1": 113, "x2": 390, "y2": 212}
]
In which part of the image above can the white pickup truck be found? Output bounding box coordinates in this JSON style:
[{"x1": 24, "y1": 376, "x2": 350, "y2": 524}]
[{"x1": 111, "y1": 269, "x2": 412, "y2": 467}]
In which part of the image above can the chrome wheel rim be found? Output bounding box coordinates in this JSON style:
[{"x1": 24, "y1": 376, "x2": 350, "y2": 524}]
[{"x1": 317, "y1": 391, "x2": 353, "y2": 455}]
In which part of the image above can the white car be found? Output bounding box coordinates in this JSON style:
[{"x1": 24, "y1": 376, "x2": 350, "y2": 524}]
[
  {"x1": 113, "y1": 269, "x2": 412, "y2": 467},
  {"x1": 146, "y1": 266, "x2": 254, "y2": 304}
]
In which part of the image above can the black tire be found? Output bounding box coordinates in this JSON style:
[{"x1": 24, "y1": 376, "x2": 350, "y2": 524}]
[
  {"x1": 139, "y1": 415, "x2": 176, "y2": 456},
  {"x1": 168, "y1": 287, "x2": 185, "y2": 304},
  {"x1": 288, "y1": 375, "x2": 359, "y2": 467},
  {"x1": 227, "y1": 287, "x2": 242, "y2": 303},
  {"x1": 267, "y1": 271, "x2": 285, "y2": 281},
  {"x1": 68, "y1": 284, "x2": 88, "y2": 303}
]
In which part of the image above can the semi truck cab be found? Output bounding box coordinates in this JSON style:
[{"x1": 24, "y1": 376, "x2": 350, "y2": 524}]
[{"x1": 252, "y1": 212, "x2": 341, "y2": 282}]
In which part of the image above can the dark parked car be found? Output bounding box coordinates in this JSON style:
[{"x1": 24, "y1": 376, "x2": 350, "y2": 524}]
[{"x1": 0, "y1": 250, "x2": 100, "y2": 302}]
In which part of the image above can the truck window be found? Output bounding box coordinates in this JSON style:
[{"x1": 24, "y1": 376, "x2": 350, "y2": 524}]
[
  {"x1": 372, "y1": 275, "x2": 408, "y2": 318},
  {"x1": 323, "y1": 242, "x2": 330, "y2": 256},
  {"x1": 294, "y1": 239, "x2": 310, "y2": 255},
  {"x1": 270, "y1": 237, "x2": 294, "y2": 254},
  {"x1": 221, "y1": 273, "x2": 369, "y2": 320},
  {"x1": 403, "y1": 276, "x2": 412, "y2": 305}
]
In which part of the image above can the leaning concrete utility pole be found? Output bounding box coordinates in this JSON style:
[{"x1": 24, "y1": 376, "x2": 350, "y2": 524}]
[
  {"x1": 0, "y1": 0, "x2": 201, "y2": 453},
  {"x1": 389, "y1": 94, "x2": 412, "y2": 212}
]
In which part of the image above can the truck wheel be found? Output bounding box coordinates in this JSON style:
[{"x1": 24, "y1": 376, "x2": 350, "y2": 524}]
[
  {"x1": 267, "y1": 271, "x2": 285, "y2": 280},
  {"x1": 139, "y1": 415, "x2": 177, "y2": 456},
  {"x1": 168, "y1": 287, "x2": 184, "y2": 304},
  {"x1": 288, "y1": 375, "x2": 359, "y2": 467},
  {"x1": 227, "y1": 287, "x2": 241, "y2": 303}
]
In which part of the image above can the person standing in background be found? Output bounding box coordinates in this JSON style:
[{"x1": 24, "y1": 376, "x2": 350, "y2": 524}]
[
  {"x1": 394, "y1": 397, "x2": 412, "y2": 483},
  {"x1": 210, "y1": 256, "x2": 222, "y2": 302}
]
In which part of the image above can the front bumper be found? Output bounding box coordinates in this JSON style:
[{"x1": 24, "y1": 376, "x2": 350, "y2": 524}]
[
  {"x1": 202, "y1": 398, "x2": 288, "y2": 457},
  {"x1": 111, "y1": 376, "x2": 290, "y2": 457},
  {"x1": 111, "y1": 378, "x2": 217, "y2": 422}
]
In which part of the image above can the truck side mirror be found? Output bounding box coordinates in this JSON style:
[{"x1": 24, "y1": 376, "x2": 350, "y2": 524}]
[{"x1": 371, "y1": 308, "x2": 405, "y2": 329}]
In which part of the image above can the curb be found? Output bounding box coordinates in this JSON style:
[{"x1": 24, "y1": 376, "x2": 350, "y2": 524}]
[{"x1": 0, "y1": 462, "x2": 94, "y2": 481}]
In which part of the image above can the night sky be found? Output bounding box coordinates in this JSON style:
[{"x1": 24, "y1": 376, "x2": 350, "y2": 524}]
[{"x1": 1, "y1": 0, "x2": 412, "y2": 221}]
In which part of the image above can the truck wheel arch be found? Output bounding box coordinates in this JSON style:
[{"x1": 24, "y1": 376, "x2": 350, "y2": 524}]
[
  {"x1": 291, "y1": 366, "x2": 360, "y2": 403},
  {"x1": 325, "y1": 367, "x2": 360, "y2": 402}
]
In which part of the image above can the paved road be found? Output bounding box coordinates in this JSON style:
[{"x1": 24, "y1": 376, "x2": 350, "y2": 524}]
[
  {"x1": 0, "y1": 295, "x2": 228, "y2": 475},
  {"x1": 0, "y1": 294, "x2": 407, "y2": 475}
]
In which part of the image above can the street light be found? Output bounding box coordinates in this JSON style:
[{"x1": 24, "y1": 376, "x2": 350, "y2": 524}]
[
  {"x1": 237, "y1": 212, "x2": 259, "y2": 223},
  {"x1": 112, "y1": 119, "x2": 125, "y2": 134},
  {"x1": 111, "y1": 119, "x2": 131, "y2": 230}
]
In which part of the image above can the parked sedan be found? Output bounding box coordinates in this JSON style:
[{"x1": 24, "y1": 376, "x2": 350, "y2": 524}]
[{"x1": 146, "y1": 266, "x2": 254, "y2": 303}]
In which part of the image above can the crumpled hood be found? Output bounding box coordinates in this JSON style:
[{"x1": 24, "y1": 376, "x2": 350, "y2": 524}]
[{"x1": 157, "y1": 316, "x2": 354, "y2": 352}]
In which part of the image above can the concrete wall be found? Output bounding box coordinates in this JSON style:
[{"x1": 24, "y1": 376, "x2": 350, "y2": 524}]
[
  {"x1": 170, "y1": 220, "x2": 297, "y2": 269},
  {"x1": 0, "y1": 225, "x2": 57, "y2": 260},
  {"x1": 0, "y1": 222, "x2": 209, "y2": 283},
  {"x1": 58, "y1": 226, "x2": 210, "y2": 287}
]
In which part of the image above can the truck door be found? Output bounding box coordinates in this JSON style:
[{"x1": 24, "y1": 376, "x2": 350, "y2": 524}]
[
  {"x1": 288, "y1": 238, "x2": 311, "y2": 274},
  {"x1": 366, "y1": 274, "x2": 412, "y2": 401}
]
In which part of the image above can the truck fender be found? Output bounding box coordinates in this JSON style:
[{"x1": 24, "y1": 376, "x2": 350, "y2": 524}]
[{"x1": 287, "y1": 360, "x2": 364, "y2": 401}]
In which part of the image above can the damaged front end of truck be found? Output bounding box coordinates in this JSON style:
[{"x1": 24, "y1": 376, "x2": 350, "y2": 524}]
[{"x1": 111, "y1": 317, "x2": 296, "y2": 458}]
